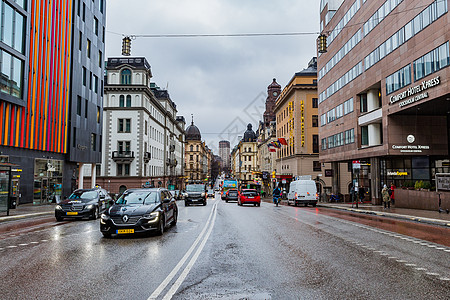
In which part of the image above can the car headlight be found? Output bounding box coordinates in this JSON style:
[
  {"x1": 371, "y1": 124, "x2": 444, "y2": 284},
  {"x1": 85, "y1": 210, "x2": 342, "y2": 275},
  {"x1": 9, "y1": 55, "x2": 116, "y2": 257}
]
[
  {"x1": 85, "y1": 204, "x2": 94, "y2": 210},
  {"x1": 147, "y1": 211, "x2": 160, "y2": 223},
  {"x1": 55, "y1": 205, "x2": 62, "y2": 210},
  {"x1": 201, "y1": 193, "x2": 205, "y2": 197},
  {"x1": 101, "y1": 213, "x2": 109, "y2": 220}
]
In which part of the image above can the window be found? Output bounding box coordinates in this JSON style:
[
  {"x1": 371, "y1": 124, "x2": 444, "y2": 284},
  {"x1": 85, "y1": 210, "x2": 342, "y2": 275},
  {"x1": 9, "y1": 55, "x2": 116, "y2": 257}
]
[
  {"x1": 361, "y1": 126, "x2": 369, "y2": 146},
  {"x1": 79, "y1": 31, "x2": 83, "y2": 51},
  {"x1": 77, "y1": 96, "x2": 82, "y2": 116},
  {"x1": 97, "y1": 106, "x2": 100, "y2": 123},
  {"x1": 312, "y1": 115, "x2": 318, "y2": 127},
  {"x1": 360, "y1": 94, "x2": 368, "y2": 113},
  {"x1": 94, "y1": 17, "x2": 99, "y2": 36},
  {"x1": 190, "y1": 155, "x2": 193, "y2": 161},
  {"x1": 196, "y1": 145, "x2": 199, "y2": 151},
  {"x1": 119, "y1": 95, "x2": 124, "y2": 107},
  {"x1": 77, "y1": 0, "x2": 80, "y2": 16},
  {"x1": 99, "y1": 0, "x2": 104, "y2": 13},
  {"x1": 85, "y1": 99, "x2": 88, "y2": 117},
  {"x1": 118, "y1": 141, "x2": 131, "y2": 153},
  {"x1": 98, "y1": 51, "x2": 102, "y2": 68},
  {"x1": 313, "y1": 161, "x2": 321, "y2": 172},
  {"x1": 386, "y1": 65, "x2": 411, "y2": 94},
  {"x1": 313, "y1": 135, "x2": 319, "y2": 153},
  {"x1": 91, "y1": 133, "x2": 96, "y2": 151},
  {"x1": 336, "y1": 104, "x2": 343, "y2": 119},
  {"x1": 145, "y1": 120, "x2": 148, "y2": 135},
  {"x1": 117, "y1": 164, "x2": 130, "y2": 176},
  {"x1": 82, "y1": 3, "x2": 85, "y2": 21},
  {"x1": 413, "y1": 42, "x2": 449, "y2": 81},
  {"x1": 320, "y1": 114, "x2": 327, "y2": 126},
  {"x1": 121, "y1": 69, "x2": 132, "y2": 84},
  {"x1": 321, "y1": 138, "x2": 327, "y2": 150},
  {"x1": 118, "y1": 119, "x2": 131, "y2": 133},
  {"x1": 89, "y1": 71, "x2": 93, "y2": 90},
  {"x1": 126, "y1": 95, "x2": 131, "y2": 107},
  {"x1": 345, "y1": 129, "x2": 355, "y2": 144},
  {"x1": 312, "y1": 98, "x2": 318, "y2": 108},
  {"x1": 344, "y1": 98, "x2": 354, "y2": 115},
  {"x1": 87, "y1": 39, "x2": 91, "y2": 58},
  {"x1": 82, "y1": 67, "x2": 87, "y2": 86},
  {"x1": 190, "y1": 145, "x2": 193, "y2": 151}
]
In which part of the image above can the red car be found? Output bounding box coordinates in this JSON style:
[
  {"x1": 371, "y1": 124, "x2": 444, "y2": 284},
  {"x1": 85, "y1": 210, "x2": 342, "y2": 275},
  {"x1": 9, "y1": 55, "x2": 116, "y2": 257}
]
[{"x1": 238, "y1": 189, "x2": 261, "y2": 207}]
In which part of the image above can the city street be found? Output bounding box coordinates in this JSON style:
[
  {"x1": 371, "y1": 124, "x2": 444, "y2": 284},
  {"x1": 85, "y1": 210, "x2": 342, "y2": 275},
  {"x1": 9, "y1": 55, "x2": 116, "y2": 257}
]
[{"x1": 0, "y1": 194, "x2": 449, "y2": 299}]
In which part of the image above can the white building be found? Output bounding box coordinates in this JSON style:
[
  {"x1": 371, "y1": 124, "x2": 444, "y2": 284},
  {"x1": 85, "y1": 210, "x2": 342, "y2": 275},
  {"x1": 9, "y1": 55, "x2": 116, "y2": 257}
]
[{"x1": 92, "y1": 57, "x2": 185, "y2": 194}]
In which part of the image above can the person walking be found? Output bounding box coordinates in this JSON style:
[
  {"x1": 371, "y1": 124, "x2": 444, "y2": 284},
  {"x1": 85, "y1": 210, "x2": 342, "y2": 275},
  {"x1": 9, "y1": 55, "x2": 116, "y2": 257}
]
[
  {"x1": 382, "y1": 184, "x2": 391, "y2": 209},
  {"x1": 389, "y1": 183, "x2": 396, "y2": 205}
]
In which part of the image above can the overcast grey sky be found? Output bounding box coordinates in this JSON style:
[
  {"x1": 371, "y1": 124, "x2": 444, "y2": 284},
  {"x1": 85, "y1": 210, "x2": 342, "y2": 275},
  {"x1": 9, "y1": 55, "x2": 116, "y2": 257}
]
[{"x1": 105, "y1": 0, "x2": 320, "y2": 153}]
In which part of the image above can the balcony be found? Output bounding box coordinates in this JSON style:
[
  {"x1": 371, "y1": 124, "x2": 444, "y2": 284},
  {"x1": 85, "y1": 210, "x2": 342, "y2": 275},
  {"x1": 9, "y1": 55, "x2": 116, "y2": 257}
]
[
  {"x1": 112, "y1": 151, "x2": 135, "y2": 162},
  {"x1": 143, "y1": 152, "x2": 151, "y2": 163}
]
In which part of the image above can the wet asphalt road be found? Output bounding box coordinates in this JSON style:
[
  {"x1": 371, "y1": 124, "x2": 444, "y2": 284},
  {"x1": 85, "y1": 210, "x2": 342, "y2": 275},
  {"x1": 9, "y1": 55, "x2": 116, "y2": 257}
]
[{"x1": 0, "y1": 194, "x2": 449, "y2": 300}]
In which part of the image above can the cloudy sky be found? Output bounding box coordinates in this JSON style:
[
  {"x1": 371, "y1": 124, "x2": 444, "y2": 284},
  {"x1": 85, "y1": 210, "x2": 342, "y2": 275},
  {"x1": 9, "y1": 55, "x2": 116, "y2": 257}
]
[{"x1": 105, "y1": 0, "x2": 320, "y2": 153}]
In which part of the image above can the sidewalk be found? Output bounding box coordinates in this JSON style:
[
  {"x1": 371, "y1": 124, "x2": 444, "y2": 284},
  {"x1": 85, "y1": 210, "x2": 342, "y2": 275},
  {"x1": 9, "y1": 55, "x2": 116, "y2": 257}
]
[
  {"x1": 262, "y1": 197, "x2": 450, "y2": 228},
  {"x1": 0, "y1": 203, "x2": 56, "y2": 223}
]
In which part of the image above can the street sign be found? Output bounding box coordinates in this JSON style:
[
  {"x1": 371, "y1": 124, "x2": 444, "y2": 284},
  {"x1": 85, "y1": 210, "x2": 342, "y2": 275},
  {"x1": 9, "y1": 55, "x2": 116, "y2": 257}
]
[{"x1": 352, "y1": 160, "x2": 360, "y2": 169}]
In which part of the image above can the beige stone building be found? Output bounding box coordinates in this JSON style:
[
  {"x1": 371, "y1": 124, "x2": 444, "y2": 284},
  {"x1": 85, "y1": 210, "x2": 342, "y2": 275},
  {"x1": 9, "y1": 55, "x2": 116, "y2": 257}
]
[
  {"x1": 275, "y1": 58, "x2": 351, "y2": 197},
  {"x1": 184, "y1": 119, "x2": 209, "y2": 184},
  {"x1": 230, "y1": 124, "x2": 258, "y2": 185}
]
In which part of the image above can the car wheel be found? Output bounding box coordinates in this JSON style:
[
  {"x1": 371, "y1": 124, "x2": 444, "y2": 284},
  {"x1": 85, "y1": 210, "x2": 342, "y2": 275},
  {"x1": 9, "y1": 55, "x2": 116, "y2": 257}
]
[
  {"x1": 312, "y1": 203, "x2": 317, "y2": 207},
  {"x1": 56, "y1": 216, "x2": 64, "y2": 221},
  {"x1": 90, "y1": 207, "x2": 99, "y2": 220},
  {"x1": 225, "y1": 200, "x2": 228, "y2": 203},
  {"x1": 185, "y1": 202, "x2": 189, "y2": 206},
  {"x1": 304, "y1": 203, "x2": 308, "y2": 207},
  {"x1": 171, "y1": 210, "x2": 178, "y2": 226},
  {"x1": 156, "y1": 217, "x2": 165, "y2": 236},
  {"x1": 102, "y1": 232, "x2": 111, "y2": 238},
  {"x1": 287, "y1": 200, "x2": 291, "y2": 206},
  {"x1": 254, "y1": 203, "x2": 256, "y2": 207},
  {"x1": 257, "y1": 203, "x2": 260, "y2": 207},
  {"x1": 203, "y1": 201, "x2": 207, "y2": 206}
]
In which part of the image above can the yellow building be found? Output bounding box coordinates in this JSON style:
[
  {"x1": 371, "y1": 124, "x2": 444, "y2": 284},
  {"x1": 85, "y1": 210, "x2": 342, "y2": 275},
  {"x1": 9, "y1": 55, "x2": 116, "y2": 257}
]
[
  {"x1": 275, "y1": 58, "x2": 351, "y2": 197},
  {"x1": 184, "y1": 119, "x2": 209, "y2": 183}
]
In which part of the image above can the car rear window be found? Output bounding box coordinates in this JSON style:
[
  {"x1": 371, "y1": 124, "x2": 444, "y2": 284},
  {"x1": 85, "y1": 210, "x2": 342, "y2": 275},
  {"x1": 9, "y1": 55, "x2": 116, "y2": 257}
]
[
  {"x1": 243, "y1": 191, "x2": 258, "y2": 197},
  {"x1": 229, "y1": 191, "x2": 238, "y2": 195}
]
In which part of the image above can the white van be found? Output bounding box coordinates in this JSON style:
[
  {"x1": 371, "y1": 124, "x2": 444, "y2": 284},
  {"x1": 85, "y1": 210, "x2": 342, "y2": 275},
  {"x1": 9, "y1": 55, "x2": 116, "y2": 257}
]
[{"x1": 287, "y1": 179, "x2": 318, "y2": 207}]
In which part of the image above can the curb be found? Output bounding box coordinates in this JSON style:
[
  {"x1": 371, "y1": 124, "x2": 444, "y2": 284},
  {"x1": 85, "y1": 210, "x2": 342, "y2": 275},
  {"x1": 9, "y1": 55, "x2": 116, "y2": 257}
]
[
  {"x1": 317, "y1": 204, "x2": 450, "y2": 228},
  {"x1": 0, "y1": 211, "x2": 54, "y2": 223}
]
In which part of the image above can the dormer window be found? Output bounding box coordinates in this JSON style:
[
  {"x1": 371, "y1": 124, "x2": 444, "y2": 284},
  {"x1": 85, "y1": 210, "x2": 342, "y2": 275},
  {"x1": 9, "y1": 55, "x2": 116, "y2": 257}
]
[{"x1": 120, "y1": 69, "x2": 131, "y2": 84}]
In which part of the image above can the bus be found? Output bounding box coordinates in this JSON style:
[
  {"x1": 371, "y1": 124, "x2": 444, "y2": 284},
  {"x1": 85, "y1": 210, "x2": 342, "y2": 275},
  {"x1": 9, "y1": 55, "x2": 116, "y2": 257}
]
[{"x1": 221, "y1": 179, "x2": 238, "y2": 200}]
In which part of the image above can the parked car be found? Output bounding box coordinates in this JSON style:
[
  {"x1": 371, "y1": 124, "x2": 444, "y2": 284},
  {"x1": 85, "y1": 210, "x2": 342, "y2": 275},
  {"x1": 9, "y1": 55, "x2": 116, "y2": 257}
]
[
  {"x1": 287, "y1": 179, "x2": 318, "y2": 207},
  {"x1": 55, "y1": 188, "x2": 111, "y2": 221},
  {"x1": 225, "y1": 189, "x2": 239, "y2": 202},
  {"x1": 207, "y1": 189, "x2": 215, "y2": 198},
  {"x1": 184, "y1": 184, "x2": 207, "y2": 206},
  {"x1": 238, "y1": 189, "x2": 261, "y2": 207},
  {"x1": 100, "y1": 188, "x2": 177, "y2": 238}
]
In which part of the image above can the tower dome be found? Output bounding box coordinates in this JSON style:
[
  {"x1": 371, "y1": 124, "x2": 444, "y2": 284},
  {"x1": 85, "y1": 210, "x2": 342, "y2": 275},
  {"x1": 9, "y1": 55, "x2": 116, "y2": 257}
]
[
  {"x1": 185, "y1": 117, "x2": 201, "y2": 141},
  {"x1": 242, "y1": 124, "x2": 256, "y2": 142}
]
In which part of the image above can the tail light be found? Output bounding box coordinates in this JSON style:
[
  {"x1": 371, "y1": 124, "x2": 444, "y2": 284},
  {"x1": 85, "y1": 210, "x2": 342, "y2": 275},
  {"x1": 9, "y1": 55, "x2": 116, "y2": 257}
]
[
  {"x1": 295, "y1": 192, "x2": 297, "y2": 199},
  {"x1": 315, "y1": 193, "x2": 318, "y2": 200}
]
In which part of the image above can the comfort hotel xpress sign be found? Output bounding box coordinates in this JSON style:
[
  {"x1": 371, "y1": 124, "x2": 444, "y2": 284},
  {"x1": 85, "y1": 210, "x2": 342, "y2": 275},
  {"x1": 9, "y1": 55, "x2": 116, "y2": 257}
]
[{"x1": 389, "y1": 76, "x2": 440, "y2": 108}]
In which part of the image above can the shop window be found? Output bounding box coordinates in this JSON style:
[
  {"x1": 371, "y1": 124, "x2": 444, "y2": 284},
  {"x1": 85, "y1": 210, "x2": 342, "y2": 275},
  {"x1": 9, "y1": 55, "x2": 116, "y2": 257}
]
[{"x1": 313, "y1": 161, "x2": 321, "y2": 172}]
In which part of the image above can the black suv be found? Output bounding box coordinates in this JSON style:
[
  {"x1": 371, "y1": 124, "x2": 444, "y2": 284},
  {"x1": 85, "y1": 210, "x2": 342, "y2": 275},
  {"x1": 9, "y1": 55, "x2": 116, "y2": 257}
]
[
  {"x1": 226, "y1": 189, "x2": 239, "y2": 202},
  {"x1": 100, "y1": 188, "x2": 177, "y2": 238},
  {"x1": 55, "y1": 187, "x2": 111, "y2": 221},
  {"x1": 184, "y1": 184, "x2": 207, "y2": 206}
]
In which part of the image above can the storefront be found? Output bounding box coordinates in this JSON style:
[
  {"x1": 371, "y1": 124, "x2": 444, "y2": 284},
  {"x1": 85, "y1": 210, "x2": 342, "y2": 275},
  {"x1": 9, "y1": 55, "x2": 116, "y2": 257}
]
[{"x1": 33, "y1": 159, "x2": 63, "y2": 205}]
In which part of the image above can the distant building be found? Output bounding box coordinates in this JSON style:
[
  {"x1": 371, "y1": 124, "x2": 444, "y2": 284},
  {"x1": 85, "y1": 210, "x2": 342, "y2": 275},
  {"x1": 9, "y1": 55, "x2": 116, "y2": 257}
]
[
  {"x1": 231, "y1": 124, "x2": 258, "y2": 184},
  {"x1": 219, "y1": 140, "x2": 231, "y2": 171},
  {"x1": 185, "y1": 118, "x2": 209, "y2": 184}
]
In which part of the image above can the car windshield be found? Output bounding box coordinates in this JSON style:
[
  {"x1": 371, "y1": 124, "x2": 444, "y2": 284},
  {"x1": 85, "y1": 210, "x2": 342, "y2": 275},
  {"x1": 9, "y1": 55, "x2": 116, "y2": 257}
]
[
  {"x1": 186, "y1": 185, "x2": 204, "y2": 192},
  {"x1": 115, "y1": 191, "x2": 159, "y2": 205},
  {"x1": 68, "y1": 190, "x2": 98, "y2": 201}
]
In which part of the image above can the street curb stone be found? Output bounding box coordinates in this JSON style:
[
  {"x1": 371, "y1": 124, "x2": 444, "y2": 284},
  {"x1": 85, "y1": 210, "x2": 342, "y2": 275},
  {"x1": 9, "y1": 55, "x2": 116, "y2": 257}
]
[
  {"x1": 317, "y1": 204, "x2": 450, "y2": 228},
  {"x1": 0, "y1": 211, "x2": 54, "y2": 223}
]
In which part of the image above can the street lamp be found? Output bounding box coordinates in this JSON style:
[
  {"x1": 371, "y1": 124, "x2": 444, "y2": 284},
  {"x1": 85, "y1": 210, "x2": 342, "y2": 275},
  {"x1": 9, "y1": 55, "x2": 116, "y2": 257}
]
[{"x1": 317, "y1": 34, "x2": 328, "y2": 53}]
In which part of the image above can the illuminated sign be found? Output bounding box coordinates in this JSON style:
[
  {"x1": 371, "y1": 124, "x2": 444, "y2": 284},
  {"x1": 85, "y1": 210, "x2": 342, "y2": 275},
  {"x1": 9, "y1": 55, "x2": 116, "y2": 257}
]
[
  {"x1": 300, "y1": 101, "x2": 305, "y2": 147},
  {"x1": 387, "y1": 171, "x2": 408, "y2": 176},
  {"x1": 389, "y1": 76, "x2": 440, "y2": 108}
]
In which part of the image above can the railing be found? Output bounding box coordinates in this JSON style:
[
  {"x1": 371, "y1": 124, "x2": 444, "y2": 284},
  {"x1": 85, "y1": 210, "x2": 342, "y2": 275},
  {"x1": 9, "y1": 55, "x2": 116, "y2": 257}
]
[{"x1": 112, "y1": 151, "x2": 135, "y2": 161}]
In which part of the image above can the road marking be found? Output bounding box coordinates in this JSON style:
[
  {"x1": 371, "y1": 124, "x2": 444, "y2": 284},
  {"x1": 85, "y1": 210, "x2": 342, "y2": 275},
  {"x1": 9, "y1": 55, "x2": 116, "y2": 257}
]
[
  {"x1": 29, "y1": 241, "x2": 39, "y2": 244},
  {"x1": 162, "y1": 202, "x2": 218, "y2": 300},
  {"x1": 405, "y1": 264, "x2": 417, "y2": 267},
  {"x1": 426, "y1": 272, "x2": 440, "y2": 276},
  {"x1": 0, "y1": 248, "x2": 4, "y2": 250},
  {"x1": 440, "y1": 277, "x2": 450, "y2": 281},
  {"x1": 148, "y1": 200, "x2": 218, "y2": 300},
  {"x1": 415, "y1": 268, "x2": 427, "y2": 271},
  {"x1": 7, "y1": 245, "x2": 17, "y2": 248},
  {"x1": 18, "y1": 243, "x2": 28, "y2": 246}
]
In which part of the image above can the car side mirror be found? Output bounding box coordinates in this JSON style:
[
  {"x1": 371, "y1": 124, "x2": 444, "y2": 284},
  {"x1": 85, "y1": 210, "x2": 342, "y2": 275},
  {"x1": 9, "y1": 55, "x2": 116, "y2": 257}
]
[
  {"x1": 163, "y1": 198, "x2": 171, "y2": 203},
  {"x1": 108, "y1": 199, "x2": 115, "y2": 206}
]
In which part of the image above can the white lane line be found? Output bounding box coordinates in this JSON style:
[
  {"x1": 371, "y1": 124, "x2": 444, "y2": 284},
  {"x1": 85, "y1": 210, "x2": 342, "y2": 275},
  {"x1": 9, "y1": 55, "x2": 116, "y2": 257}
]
[
  {"x1": 405, "y1": 264, "x2": 417, "y2": 267},
  {"x1": 40, "y1": 239, "x2": 48, "y2": 242},
  {"x1": 440, "y1": 277, "x2": 450, "y2": 281},
  {"x1": 148, "y1": 201, "x2": 218, "y2": 300},
  {"x1": 18, "y1": 243, "x2": 28, "y2": 246},
  {"x1": 7, "y1": 245, "x2": 17, "y2": 248},
  {"x1": 444, "y1": 249, "x2": 450, "y2": 253},
  {"x1": 426, "y1": 272, "x2": 440, "y2": 276},
  {"x1": 0, "y1": 248, "x2": 4, "y2": 250},
  {"x1": 415, "y1": 268, "x2": 427, "y2": 271},
  {"x1": 162, "y1": 202, "x2": 218, "y2": 300},
  {"x1": 29, "y1": 242, "x2": 39, "y2": 244}
]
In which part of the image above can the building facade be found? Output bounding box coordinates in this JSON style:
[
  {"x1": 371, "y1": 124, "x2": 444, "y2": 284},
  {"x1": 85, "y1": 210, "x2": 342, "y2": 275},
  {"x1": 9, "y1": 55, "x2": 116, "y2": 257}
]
[
  {"x1": 256, "y1": 121, "x2": 278, "y2": 195},
  {"x1": 184, "y1": 119, "x2": 209, "y2": 184},
  {"x1": 0, "y1": 0, "x2": 106, "y2": 205},
  {"x1": 318, "y1": 0, "x2": 450, "y2": 204},
  {"x1": 275, "y1": 58, "x2": 351, "y2": 196},
  {"x1": 230, "y1": 124, "x2": 258, "y2": 185},
  {"x1": 97, "y1": 57, "x2": 185, "y2": 194}
]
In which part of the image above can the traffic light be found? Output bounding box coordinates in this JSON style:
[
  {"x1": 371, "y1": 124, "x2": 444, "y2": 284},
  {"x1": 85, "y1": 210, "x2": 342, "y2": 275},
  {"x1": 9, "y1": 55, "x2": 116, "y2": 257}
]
[
  {"x1": 272, "y1": 171, "x2": 276, "y2": 178},
  {"x1": 317, "y1": 34, "x2": 327, "y2": 53},
  {"x1": 122, "y1": 36, "x2": 131, "y2": 56}
]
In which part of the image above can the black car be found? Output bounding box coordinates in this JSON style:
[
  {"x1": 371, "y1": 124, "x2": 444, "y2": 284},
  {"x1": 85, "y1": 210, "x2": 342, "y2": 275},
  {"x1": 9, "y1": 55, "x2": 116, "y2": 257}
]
[
  {"x1": 100, "y1": 188, "x2": 177, "y2": 238},
  {"x1": 226, "y1": 189, "x2": 239, "y2": 202},
  {"x1": 55, "y1": 188, "x2": 110, "y2": 221},
  {"x1": 184, "y1": 184, "x2": 207, "y2": 206}
]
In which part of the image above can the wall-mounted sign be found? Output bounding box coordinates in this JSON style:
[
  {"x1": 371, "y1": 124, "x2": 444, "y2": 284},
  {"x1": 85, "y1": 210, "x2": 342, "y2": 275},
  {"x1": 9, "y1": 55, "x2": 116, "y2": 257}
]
[
  {"x1": 392, "y1": 145, "x2": 430, "y2": 153},
  {"x1": 389, "y1": 76, "x2": 440, "y2": 108},
  {"x1": 387, "y1": 171, "x2": 408, "y2": 176},
  {"x1": 325, "y1": 169, "x2": 333, "y2": 177},
  {"x1": 407, "y1": 135, "x2": 415, "y2": 144},
  {"x1": 300, "y1": 101, "x2": 305, "y2": 147}
]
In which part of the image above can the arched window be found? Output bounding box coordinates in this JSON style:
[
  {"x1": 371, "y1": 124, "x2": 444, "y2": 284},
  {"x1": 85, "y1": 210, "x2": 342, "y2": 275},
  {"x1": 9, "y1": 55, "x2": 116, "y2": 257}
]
[
  {"x1": 119, "y1": 95, "x2": 124, "y2": 107},
  {"x1": 120, "y1": 69, "x2": 131, "y2": 84},
  {"x1": 190, "y1": 145, "x2": 193, "y2": 151},
  {"x1": 196, "y1": 145, "x2": 199, "y2": 151},
  {"x1": 126, "y1": 95, "x2": 131, "y2": 107}
]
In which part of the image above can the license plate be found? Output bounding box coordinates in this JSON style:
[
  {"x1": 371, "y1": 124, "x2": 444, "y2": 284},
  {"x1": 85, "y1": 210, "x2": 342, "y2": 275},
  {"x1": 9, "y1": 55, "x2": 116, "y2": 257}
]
[
  {"x1": 66, "y1": 212, "x2": 78, "y2": 216},
  {"x1": 248, "y1": 197, "x2": 254, "y2": 199},
  {"x1": 116, "y1": 229, "x2": 134, "y2": 234}
]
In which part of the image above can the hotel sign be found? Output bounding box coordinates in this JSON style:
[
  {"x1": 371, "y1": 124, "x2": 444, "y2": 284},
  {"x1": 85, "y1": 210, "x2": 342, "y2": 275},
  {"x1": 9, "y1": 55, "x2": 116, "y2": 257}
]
[{"x1": 389, "y1": 76, "x2": 440, "y2": 108}]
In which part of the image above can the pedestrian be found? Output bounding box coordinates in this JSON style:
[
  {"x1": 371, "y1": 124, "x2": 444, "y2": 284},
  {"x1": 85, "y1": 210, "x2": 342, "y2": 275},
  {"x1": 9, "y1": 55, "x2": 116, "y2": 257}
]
[
  {"x1": 359, "y1": 186, "x2": 365, "y2": 203},
  {"x1": 382, "y1": 184, "x2": 391, "y2": 208},
  {"x1": 389, "y1": 183, "x2": 396, "y2": 205}
]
